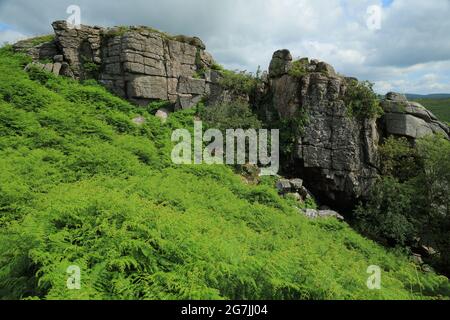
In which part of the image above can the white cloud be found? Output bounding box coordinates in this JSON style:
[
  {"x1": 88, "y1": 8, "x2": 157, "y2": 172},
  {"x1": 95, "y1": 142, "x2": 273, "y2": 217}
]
[
  {"x1": 0, "y1": 0, "x2": 449, "y2": 94},
  {"x1": 0, "y1": 29, "x2": 26, "y2": 45}
]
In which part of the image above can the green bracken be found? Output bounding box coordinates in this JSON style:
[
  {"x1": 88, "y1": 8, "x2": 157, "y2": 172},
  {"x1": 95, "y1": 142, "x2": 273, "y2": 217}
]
[
  {"x1": 0, "y1": 45, "x2": 449, "y2": 300},
  {"x1": 28, "y1": 35, "x2": 55, "y2": 47}
]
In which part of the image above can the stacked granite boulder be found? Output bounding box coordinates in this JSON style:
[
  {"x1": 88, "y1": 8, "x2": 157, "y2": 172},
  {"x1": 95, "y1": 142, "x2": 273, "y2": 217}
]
[{"x1": 380, "y1": 92, "x2": 449, "y2": 140}]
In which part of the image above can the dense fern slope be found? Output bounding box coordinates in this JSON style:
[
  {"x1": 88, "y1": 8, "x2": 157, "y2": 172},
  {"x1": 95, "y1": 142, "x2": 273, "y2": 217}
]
[{"x1": 0, "y1": 47, "x2": 448, "y2": 300}]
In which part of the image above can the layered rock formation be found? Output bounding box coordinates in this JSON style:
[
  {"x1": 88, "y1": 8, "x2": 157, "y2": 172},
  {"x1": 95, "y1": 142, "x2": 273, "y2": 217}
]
[
  {"x1": 14, "y1": 21, "x2": 219, "y2": 110},
  {"x1": 263, "y1": 50, "x2": 380, "y2": 207},
  {"x1": 261, "y1": 50, "x2": 449, "y2": 208},
  {"x1": 380, "y1": 93, "x2": 449, "y2": 140}
]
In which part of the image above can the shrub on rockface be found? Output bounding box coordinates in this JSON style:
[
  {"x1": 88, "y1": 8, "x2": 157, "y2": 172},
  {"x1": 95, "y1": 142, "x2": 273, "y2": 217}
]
[
  {"x1": 288, "y1": 58, "x2": 309, "y2": 78},
  {"x1": 344, "y1": 80, "x2": 383, "y2": 119},
  {"x1": 198, "y1": 101, "x2": 262, "y2": 131},
  {"x1": 218, "y1": 70, "x2": 260, "y2": 95}
]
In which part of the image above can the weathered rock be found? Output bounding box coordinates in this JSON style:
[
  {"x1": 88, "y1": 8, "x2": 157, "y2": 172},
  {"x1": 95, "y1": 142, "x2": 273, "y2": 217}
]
[
  {"x1": 316, "y1": 62, "x2": 336, "y2": 77},
  {"x1": 411, "y1": 254, "x2": 424, "y2": 265},
  {"x1": 269, "y1": 49, "x2": 292, "y2": 78},
  {"x1": 299, "y1": 186, "x2": 315, "y2": 202},
  {"x1": 421, "y1": 245, "x2": 438, "y2": 257},
  {"x1": 290, "y1": 179, "x2": 304, "y2": 190},
  {"x1": 177, "y1": 77, "x2": 206, "y2": 95},
  {"x1": 303, "y1": 209, "x2": 344, "y2": 221},
  {"x1": 386, "y1": 92, "x2": 407, "y2": 102},
  {"x1": 43, "y1": 63, "x2": 53, "y2": 72},
  {"x1": 383, "y1": 113, "x2": 434, "y2": 139},
  {"x1": 13, "y1": 37, "x2": 58, "y2": 61},
  {"x1": 263, "y1": 50, "x2": 380, "y2": 207},
  {"x1": 380, "y1": 94, "x2": 449, "y2": 140},
  {"x1": 287, "y1": 192, "x2": 303, "y2": 202},
  {"x1": 155, "y1": 109, "x2": 169, "y2": 123},
  {"x1": 52, "y1": 62, "x2": 62, "y2": 75},
  {"x1": 17, "y1": 21, "x2": 217, "y2": 108},
  {"x1": 127, "y1": 76, "x2": 168, "y2": 101},
  {"x1": 175, "y1": 94, "x2": 203, "y2": 110},
  {"x1": 52, "y1": 21, "x2": 103, "y2": 79},
  {"x1": 276, "y1": 179, "x2": 292, "y2": 194},
  {"x1": 317, "y1": 210, "x2": 345, "y2": 220},
  {"x1": 53, "y1": 55, "x2": 64, "y2": 63},
  {"x1": 132, "y1": 116, "x2": 146, "y2": 126}
]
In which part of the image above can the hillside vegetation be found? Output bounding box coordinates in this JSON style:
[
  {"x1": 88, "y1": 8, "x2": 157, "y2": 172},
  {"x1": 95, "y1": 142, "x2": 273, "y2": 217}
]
[
  {"x1": 0, "y1": 46, "x2": 449, "y2": 300},
  {"x1": 412, "y1": 98, "x2": 450, "y2": 123}
]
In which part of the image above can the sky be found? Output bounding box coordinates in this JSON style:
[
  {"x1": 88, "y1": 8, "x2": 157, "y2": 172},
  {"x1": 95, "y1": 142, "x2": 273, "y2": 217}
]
[{"x1": 0, "y1": 0, "x2": 449, "y2": 94}]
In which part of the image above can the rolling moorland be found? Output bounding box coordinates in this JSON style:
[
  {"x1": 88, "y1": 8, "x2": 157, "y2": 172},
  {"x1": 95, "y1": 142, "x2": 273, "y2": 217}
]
[
  {"x1": 411, "y1": 98, "x2": 450, "y2": 124},
  {"x1": 0, "y1": 22, "x2": 449, "y2": 300}
]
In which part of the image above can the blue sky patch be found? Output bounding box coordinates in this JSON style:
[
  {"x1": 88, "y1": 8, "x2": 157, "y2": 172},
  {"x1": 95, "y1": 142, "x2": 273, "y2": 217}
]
[
  {"x1": 382, "y1": 0, "x2": 394, "y2": 7},
  {"x1": 0, "y1": 22, "x2": 12, "y2": 31}
]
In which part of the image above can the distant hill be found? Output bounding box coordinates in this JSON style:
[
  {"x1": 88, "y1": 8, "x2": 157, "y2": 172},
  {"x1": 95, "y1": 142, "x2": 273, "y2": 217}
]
[
  {"x1": 406, "y1": 93, "x2": 450, "y2": 100},
  {"x1": 410, "y1": 97, "x2": 450, "y2": 123}
]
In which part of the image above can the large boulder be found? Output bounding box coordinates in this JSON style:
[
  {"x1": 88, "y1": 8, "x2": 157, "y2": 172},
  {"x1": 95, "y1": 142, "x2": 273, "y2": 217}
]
[
  {"x1": 380, "y1": 93, "x2": 449, "y2": 140},
  {"x1": 303, "y1": 209, "x2": 345, "y2": 221},
  {"x1": 269, "y1": 49, "x2": 293, "y2": 78}
]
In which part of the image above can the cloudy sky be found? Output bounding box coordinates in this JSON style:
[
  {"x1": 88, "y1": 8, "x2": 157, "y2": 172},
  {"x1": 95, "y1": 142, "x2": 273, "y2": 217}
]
[{"x1": 1, "y1": 0, "x2": 449, "y2": 94}]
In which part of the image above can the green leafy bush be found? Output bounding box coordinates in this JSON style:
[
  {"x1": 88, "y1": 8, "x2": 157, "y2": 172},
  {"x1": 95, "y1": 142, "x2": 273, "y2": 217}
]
[
  {"x1": 218, "y1": 70, "x2": 259, "y2": 95},
  {"x1": 344, "y1": 80, "x2": 383, "y2": 119},
  {"x1": 356, "y1": 135, "x2": 450, "y2": 275},
  {"x1": 198, "y1": 101, "x2": 262, "y2": 131},
  {"x1": 211, "y1": 63, "x2": 225, "y2": 72},
  {"x1": 28, "y1": 35, "x2": 55, "y2": 46},
  {"x1": 288, "y1": 58, "x2": 309, "y2": 78},
  {"x1": 355, "y1": 177, "x2": 417, "y2": 245},
  {"x1": 379, "y1": 137, "x2": 421, "y2": 181}
]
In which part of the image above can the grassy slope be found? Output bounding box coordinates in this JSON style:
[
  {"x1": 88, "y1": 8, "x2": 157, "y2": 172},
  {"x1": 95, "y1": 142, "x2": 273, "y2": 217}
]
[
  {"x1": 0, "y1": 47, "x2": 448, "y2": 300},
  {"x1": 412, "y1": 98, "x2": 450, "y2": 123}
]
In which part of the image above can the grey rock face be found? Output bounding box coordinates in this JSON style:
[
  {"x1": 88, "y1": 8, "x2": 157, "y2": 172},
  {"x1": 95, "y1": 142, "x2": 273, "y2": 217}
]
[
  {"x1": 16, "y1": 21, "x2": 216, "y2": 108},
  {"x1": 276, "y1": 178, "x2": 305, "y2": 194},
  {"x1": 303, "y1": 209, "x2": 344, "y2": 221},
  {"x1": 52, "y1": 21, "x2": 103, "y2": 79},
  {"x1": 380, "y1": 94, "x2": 449, "y2": 140},
  {"x1": 290, "y1": 179, "x2": 304, "y2": 190},
  {"x1": 276, "y1": 179, "x2": 292, "y2": 193},
  {"x1": 13, "y1": 37, "x2": 59, "y2": 61},
  {"x1": 269, "y1": 49, "x2": 293, "y2": 78},
  {"x1": 316, "y1": 62, "x2": 336, "y2": 77},
  {"x1": 127, "y1": 76, "x2": 168, "y2": 101},
  {"x1": 265, "y1": 50, "x2": 380, "y2": 207},
  {"x1": 177, "y1": 77, "x2": 206, "y2": 95},
  {"x1": 386, "y1": 92, "x2": 407, "y2": 102}
]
